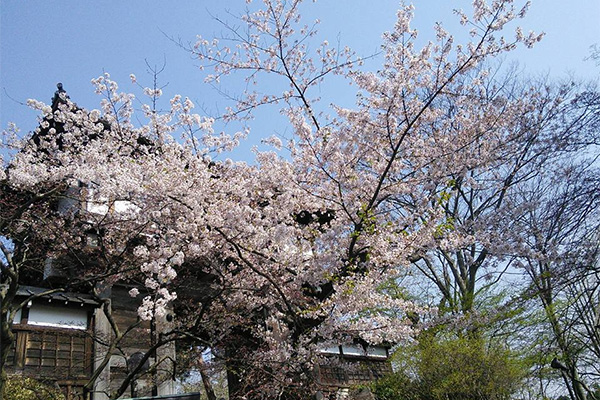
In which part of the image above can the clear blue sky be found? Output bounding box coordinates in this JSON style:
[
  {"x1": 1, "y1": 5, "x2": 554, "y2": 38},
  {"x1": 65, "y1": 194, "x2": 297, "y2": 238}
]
[{"x1": 1, "y1": 0, "x2": 598, "y2": 160}]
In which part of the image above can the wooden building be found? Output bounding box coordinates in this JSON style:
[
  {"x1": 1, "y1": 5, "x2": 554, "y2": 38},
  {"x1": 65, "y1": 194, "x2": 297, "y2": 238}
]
[
  {"x1": 316, "y1": 345, "x2": 391, "y2": 399},
  {"x1": 6, "y1": 283, "x2": 176, "y2": 400}
]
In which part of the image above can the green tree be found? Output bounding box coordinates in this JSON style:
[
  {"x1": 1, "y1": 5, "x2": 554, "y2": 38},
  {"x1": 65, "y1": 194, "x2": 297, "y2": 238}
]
[{"x1": 372, "y1": 334, "x2": 526, "y2": 400}]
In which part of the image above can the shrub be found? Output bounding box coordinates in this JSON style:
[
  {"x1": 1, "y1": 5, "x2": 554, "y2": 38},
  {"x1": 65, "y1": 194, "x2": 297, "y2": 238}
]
[
  {"x1": 5, "y1": 377, "x2": 65, "y2": 400},
  {"x1": 371, "y1": 335, "x2": 526, "y2": 400}
]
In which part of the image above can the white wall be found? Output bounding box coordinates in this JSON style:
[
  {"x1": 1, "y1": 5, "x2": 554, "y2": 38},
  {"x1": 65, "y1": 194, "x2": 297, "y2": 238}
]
[{"x1": 27, "y1": 303, "x2": 88, "y2": 329}]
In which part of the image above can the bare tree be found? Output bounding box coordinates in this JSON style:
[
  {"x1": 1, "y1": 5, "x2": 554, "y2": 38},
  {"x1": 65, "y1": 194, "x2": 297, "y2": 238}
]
[
  {"x1": 513, "y1": 157, "x2": 600, "y2": 400},
  {"x1": 409, "y1": 78, "x2": 600, "y2": 319}
]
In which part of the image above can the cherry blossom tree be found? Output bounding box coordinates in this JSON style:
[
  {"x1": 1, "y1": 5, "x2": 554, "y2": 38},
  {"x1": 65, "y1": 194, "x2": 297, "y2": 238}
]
[
  {"x1": 0, "y1": 84, "x2": 211, "y2": 399},
  {"x1": 188, "y1": 0, "x2": 549, "y2": 395},
  {"x1": 1, "y1": 0, "x2": 560, "y2": 398}
]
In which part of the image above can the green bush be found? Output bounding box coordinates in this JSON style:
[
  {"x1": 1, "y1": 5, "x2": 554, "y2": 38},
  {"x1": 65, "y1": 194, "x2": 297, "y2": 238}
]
[
  {"x1": 371, "y1": 335, "x2": 526, "y2": 400},
  {"x1": 417, "y1": 335, "x2": 524, "y2": 400},
  {"x1": 369, "y1": 372, "x2": 419, "y2": 400},
  {"x1": 5, "y1": 377, "x2": 65, "y2": 400}
]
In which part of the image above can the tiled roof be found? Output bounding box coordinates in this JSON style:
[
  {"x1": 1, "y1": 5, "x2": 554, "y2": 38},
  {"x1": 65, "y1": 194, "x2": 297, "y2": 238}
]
[{"x1": 16, "y1": 285, "x2": 99, "y2": 306}]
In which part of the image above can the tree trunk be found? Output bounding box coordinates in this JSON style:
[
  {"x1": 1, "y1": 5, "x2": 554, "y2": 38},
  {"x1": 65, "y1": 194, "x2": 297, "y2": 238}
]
[
  {"x1": 0, "y1": 310, "x2": 15, "y2": 400},
  {"x1": 0, "y1": 368, "x2": 7, "y2": 400},
  {"x1": 199, "y1": 361, "x2": 217, "y2": 400}
]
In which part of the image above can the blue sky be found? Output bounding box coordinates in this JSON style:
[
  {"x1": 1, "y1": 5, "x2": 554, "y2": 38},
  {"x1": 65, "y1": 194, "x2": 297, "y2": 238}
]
[{"x1": 1, "y1": 0, "x2": 598, "y2": 160}]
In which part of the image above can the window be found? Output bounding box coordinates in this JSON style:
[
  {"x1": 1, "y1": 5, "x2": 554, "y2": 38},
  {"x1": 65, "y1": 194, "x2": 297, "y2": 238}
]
[
  {"x1": 23, "y1": 329, "x2": 93, "y2": 378},
  {"x1": 8, "y1": 302, "x2": 94, "y2": 382}
]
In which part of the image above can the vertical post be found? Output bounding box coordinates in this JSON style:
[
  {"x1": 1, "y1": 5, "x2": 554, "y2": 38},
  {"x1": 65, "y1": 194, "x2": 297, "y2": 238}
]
[
  {"x1": 151, "y1": 318, "x2": 158, "y2": 397},
  {"x1": 93, "y1": 305, "x2": 111, "y2": 400}
]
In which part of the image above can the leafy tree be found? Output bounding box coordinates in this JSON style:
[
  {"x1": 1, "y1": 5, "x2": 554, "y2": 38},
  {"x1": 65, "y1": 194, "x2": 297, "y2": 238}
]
[
  {"x1": 369, "y1": 373, "x2": 419, "y2": 400},
  {"x1": 417, "y1": 334, "x2": 525, "y2": 400},
  {"x1": 371, "y1": 334, "x2": 526, "y2": 400}
]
